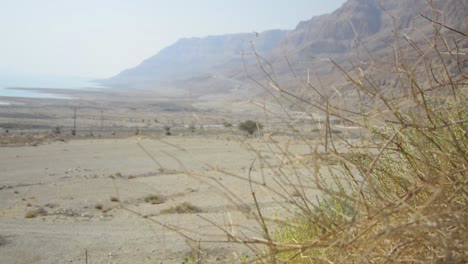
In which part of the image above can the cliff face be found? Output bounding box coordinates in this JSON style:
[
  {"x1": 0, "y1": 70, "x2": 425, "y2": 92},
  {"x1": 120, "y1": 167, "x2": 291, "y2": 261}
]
[
  {"x1": 278, "y1": 0, "x2": 466, "y2": 58},
  {"x1": 105, "y1": 0, "x2": 467, "y2": 98},
  {"x1": 281, "y1": 0, "x2": 382, "y2": 54}
]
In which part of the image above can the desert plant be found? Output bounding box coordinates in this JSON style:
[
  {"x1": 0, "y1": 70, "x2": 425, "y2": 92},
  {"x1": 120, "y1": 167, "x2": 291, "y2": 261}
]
[
  {"x1": 236, "y1": 14, "x2": 467, "y2": 264},
  {"x1": 24, "y1": 208, "x2": 47, "y2": 218},
  {"x1": 118, "y1": 4, "x2": 466, "y2": 263},
  {"x1": 223, "y1": 121, "x2": 233, "y2": 128},
  {"x1": 144, "y1": 194, "x2": 165, "y2": 204},
  {"x1": 0, "y1": 235, "x2": 7, "y2": 246},
  {"x1": 52, "y1": 126, "x2": 61, "y2": 134},
  {"x1": 160, "y1": 202, "x2": 203, "y2": 214},
  {"x1": 164, "y1": 125, "x2": 171, "y2": 135},
  {"x1": 238, "y1": 120, "x2": 263, "y2": 135},
  {"x1": 182, "y1": 7, "x2": 466, "y2": 263},
  {"x1": 187, "y1": 123, "x2": 196, "y2": 133}
]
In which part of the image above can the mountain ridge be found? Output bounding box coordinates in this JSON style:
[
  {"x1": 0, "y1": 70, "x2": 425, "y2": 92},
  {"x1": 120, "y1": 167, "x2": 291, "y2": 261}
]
[
  {"x1": 103, "y1": 0, "x2": 467, "y2": 99},
  {"x1": 104, "y1": 29, "x2": 287, "y2": 90}
]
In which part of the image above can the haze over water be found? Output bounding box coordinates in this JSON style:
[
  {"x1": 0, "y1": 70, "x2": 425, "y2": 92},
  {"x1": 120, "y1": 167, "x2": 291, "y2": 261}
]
[{"x1": 0, "y1": 73, "x2": 102, "y2": 99}]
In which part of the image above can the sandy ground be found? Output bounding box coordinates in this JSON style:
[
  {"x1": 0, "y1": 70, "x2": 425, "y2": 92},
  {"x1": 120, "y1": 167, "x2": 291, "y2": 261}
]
[
  {"x1": 0, "y1": 134, "x2": 329, "y2": 263},
  {"x1": 0, "y1": 90, "x2": 352, "y2": 263}
]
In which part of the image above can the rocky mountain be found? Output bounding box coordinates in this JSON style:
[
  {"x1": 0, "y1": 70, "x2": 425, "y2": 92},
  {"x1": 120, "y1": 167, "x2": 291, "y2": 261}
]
[
  {"x1": 278, "y1": 0, "x2": 466, "y2": 64},
  {"x1": 103, "y1": 30, "x2": 286, "y2": 91},
  {"x1": 104, "y1": 0, "x2": 467, "y2": 99}
]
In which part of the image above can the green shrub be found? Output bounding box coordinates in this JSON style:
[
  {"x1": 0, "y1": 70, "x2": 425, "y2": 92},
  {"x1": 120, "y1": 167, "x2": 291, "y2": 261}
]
[
  {"x1": 238, "y1": 120, "x2": 263, "y2": 135},
  {"x1": 187, "y1": 123, "x2": 196, "y2": 133}
]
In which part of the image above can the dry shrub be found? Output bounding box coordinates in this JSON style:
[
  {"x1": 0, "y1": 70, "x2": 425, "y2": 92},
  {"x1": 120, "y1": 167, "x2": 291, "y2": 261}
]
[
  {"x1": 0, "y1": 235, "x2": 8, "y2": 247},
  {"x1": 24, "y1": 208, "x2": 48, "y2": 218},
  {"x1": 144, "y1": 194, "x2": 165, "y2": 204},
  {"x1": 271, "y1": 98, "x2": 467, "y2": 263},
  {"x1": 160, "y1": 202, "x2": 203, "y2": 214},
  {"x1": 213, "y1": 8, "x2": 467, "y2": 264},
  {"x1": 123, "y1": 5, "x2": 466, "y2": 263}
]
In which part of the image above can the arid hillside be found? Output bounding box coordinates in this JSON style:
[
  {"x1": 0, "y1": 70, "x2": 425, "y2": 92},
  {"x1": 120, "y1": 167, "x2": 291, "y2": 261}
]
[{"x1": 103, "y1": 0, "x2": 467, "y2": 104}]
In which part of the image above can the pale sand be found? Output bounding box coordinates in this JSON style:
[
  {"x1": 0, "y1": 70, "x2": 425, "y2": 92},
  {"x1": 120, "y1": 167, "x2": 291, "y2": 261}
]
[{"x1": 0, "y1": 135, "x2": 326, "y2": 263}]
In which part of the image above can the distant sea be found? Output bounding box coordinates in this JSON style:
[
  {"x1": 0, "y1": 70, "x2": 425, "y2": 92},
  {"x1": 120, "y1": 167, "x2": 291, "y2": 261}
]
[{"x1": 0, "y1": 73, "x2": 104, "y2": 99}]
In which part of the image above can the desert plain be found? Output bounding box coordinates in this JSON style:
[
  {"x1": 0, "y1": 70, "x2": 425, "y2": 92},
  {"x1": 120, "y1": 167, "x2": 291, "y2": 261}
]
[{"x1": 0, "y1": 92, "x2": 343, "y2": 264}]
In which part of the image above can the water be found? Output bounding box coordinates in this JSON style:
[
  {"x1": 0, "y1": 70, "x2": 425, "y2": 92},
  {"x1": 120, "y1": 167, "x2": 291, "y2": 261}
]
[{"x1": 0, "y1": 73, "x2": 105, "y2": 99}]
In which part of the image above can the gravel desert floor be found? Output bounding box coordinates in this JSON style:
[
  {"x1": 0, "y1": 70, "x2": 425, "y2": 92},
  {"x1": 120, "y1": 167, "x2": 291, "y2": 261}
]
[{"x1": 0, "y1": 134, "x2": 328, "y2": 263}]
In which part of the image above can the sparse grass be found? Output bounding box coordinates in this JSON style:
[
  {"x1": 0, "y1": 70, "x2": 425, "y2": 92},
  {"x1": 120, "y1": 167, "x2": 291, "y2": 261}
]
[
  {"x1": 24, "y1": 208, "x2": 47, "y2": 218},
  {"x1": 144, "y1": 194, "x2": 165, "y2": 204},
  {"x1": 160, "y1": 202, "x2": 203, "y2": 214}
]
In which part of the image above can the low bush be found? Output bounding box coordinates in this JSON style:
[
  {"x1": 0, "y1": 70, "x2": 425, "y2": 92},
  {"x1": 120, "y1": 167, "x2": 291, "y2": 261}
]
[
  {"x1": 160, "y1": 202, "x2": 203, "y2": 214},
  {"x1": 24, "y1": 208, "x2": 48, "y2": 218},
  {"x1": 144, "y1": 194, "x2": 165, "y2": 204},
  {"x1": 238, "y1": 120, "x2": 263, "y2": 135}
]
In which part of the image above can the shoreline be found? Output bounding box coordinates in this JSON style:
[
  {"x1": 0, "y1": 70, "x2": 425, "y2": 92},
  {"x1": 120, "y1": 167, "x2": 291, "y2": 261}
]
[{"x1": 0, "y1": 86, "x2": 106, "y2": 100}]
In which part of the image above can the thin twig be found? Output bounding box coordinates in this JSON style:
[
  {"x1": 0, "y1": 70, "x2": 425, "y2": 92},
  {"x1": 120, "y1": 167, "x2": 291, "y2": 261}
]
[{"x1": 419, "y1": 13, "x2": 467, "y2": 37}]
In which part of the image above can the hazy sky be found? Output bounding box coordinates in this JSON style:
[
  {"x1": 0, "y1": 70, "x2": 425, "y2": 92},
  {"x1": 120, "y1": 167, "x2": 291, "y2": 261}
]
[{"x1": 0, "y1": 0, "x2": 346, "y2": 78}]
